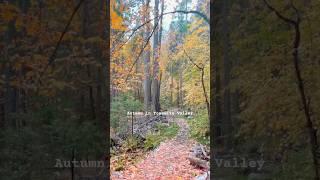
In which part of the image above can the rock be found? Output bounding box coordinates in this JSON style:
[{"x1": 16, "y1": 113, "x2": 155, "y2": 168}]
[
  {"x1": 192, "y1": 145, "x2": 204, "y2": 158},
  {"x1": 194, "y1": 171, "x2": 210, "y2": 180},
  {"x1": 191, "y1": 144, "x2": 209, "y2": 160},
  {"x1": 111, "y1": 171, "x2": 123, "y2": 179}
]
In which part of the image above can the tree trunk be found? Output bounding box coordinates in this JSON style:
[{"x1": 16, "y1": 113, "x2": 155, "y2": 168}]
[
  {"x1": 151, "y1": 0, "x2": 161, "y2": 112},
  {"x1": 177, "y1": 80, "x2": 180, "y2": 107},
  {"x1": 179, "y1": 70, "x2": 183, "y2": 108},
  {"x1": 292, "y1": 18, "x2": 320, "y2": 180},
  {"x1": 103, "y1": 0, "x2": 111, "y2": 177},
  {"x1": 3, "y1": 18, "x2": 16, "y2": 128},
  {"x1": 201, "y1": 70, "x2": 210, "y2": 117},
  {"x1": 143, "y1": 0, "x2": 152, "y2": 112},
  {"x1": 96, "y1": 67, "x2": 102, "y2": 121},
  {"x1": 82, "y1": 1, "x2": 96, "y2": 120},
  {"x1": 170, "y1": 74, "x2": 173, "y2": 105},
  {"x1": 87, "y1": 66, "x2": 96, "y2": 120},
  {"x1": 211, "y1": 0, "x2": 224, "y2": 148},
  {"x1": 222, "y1": 0, "x2": 232, "y2": 149}
]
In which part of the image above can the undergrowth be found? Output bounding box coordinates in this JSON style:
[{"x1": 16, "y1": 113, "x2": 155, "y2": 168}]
[
  {"x1": 144, "y1": 122, "x2": 179, "y2": 150},
  {"x1": 188, "y1": 110, "x2": 209, "y2": 146}
]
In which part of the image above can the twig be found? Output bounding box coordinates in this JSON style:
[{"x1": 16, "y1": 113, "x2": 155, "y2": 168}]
[
  {"x1": 124, "y1": 18, "x2": 159, "y2": 82},
  {"x1": 41, "y1": 0, "x2": 86, "y2": 77},
  {"x1": 111, "y1": 9, "x2": 209, "y2": 56},
  {"x1": 182, "y1": 49, "x2": 204, "y2": 70},
  {"x1": 263, "y1": 0, "x2": 296, "y2": 25}
]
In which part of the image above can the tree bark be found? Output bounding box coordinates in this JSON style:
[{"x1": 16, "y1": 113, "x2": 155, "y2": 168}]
[
  {"x1": 201, "y1": 70, "x2": 210, "y2": 116},
  {"x1": 222, "y1": 0, "x2": 232, "y2": 149},
  {"x1": 151, "y1": 0, "x2": 161, "y2": 112},
  {"x1": 103, "y1": 0, "x2": 111, "y2": 177},
  {"x1": 143, "y1": 0, "x2": 152, "y2": 112}
]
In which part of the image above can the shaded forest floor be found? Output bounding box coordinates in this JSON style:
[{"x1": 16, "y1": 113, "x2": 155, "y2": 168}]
[{"x1": 111, "y1": 117, "x2": 206, "y2": 180}]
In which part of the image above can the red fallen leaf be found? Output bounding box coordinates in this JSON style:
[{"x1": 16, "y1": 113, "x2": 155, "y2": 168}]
[{"x1": 110, "y1": 119, "x2": 208, "y2": 180}]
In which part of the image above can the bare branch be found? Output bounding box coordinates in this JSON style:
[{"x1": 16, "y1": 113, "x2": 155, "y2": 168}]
[
  {"x1": 262, "y1": 0, "x2": 297, "y2": 25},
  {"x1": 182, "y1": 49, "x2": 203, "y2": 70},
  {"x1": 111, "y1": 9, "x2": 209, "y2": 56},
  {"x1": 289, "y1": 0, "x2": 301, "y2": 23},
  {"x1": 124, "y1": 18, "x2": 160, "y2": 82},
  {"x1": 41, "y1": 0, "x2": 86, "y2": 75},
  {"x1": 181, "y1": 46, "x2": 210, "y2": 115}
]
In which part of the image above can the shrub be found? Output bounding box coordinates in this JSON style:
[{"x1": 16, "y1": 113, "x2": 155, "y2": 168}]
[
  {"x1": 188, "y1": 110, "x2": 209, "y2": 145},
  {"x1": 111, "y1": 93, "x2": 143, "y2": 132},
  {"x1": 144, "y1": 123, "x2": 179, "y2": 150},
  {"x1": 122, "y1": 136, "x2": 140, "y2": 151}
]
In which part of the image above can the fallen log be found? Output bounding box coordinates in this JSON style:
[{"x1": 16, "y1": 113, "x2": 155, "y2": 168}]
[{"x1": 187, "y1": 156, "x2": 209, "y2": 169}]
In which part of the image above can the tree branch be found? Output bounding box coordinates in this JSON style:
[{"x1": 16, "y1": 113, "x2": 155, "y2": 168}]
[
  {"x1": 40, "y1": 0, "x2": 86, "y2": 78},
  {"x1": 289, "y1": 0, "x2": 301, "y2": 23},
  {"x1": 182, "y1": 48, "x2": 204, "y2": 70},
  {"x1": 181, "y1": 47, "x2": 210, "y2": 116},
  {"x1": 111, "y1": 9, "x2": 209, "y2": 56},
  {"x1": 263, "y1": 1, "x2": 320, "y2": 179},
  {"x1": 124, "y1": 18, "x2": 159, "y2": 82},
  {"x1": 262, "y1": 0, "x2": 296, "y2": 25}
]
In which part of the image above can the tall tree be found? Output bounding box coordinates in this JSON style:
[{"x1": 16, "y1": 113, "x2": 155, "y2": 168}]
[
  {"x1": 143, "y1": 0, "x2": 152, "y2": 112},
  {"x1": 151, "y1": 0, "x2": 161, "y2": 112}
]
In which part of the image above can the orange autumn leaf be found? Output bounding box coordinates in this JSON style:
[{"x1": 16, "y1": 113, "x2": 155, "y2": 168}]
[{"x1": 111, "y1": 0, "x2": 126, "y2": 31}]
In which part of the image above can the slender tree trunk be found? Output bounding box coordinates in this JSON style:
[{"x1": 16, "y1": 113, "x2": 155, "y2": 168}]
[
  {"x1": 179, "y1": 70, "x2": 183, "y2": 108},
  {"x1": 170, "y1": 74, "x2": 173, "y2": 105},
  {"x1": 156, "y1": 0, "x2": 164, "y2": 111},
  {"x1": 143, "y1": 0, "x2": 152, "y2": 112},
  {"x1": 135, "y1": 57, "x2": 139, "y2": 100},
  {"x1": 177, "y1": 80, "x2": 180, "y2": 107},
  {"x1": 201, "y1": 70, "x2": 210, "y2": 116},
  {"x1": 292, "y1": 20, "x2": 320, "y2": 180},
  {"x1": 151, "y1": 0, "x2": 161, "y2": 112}
]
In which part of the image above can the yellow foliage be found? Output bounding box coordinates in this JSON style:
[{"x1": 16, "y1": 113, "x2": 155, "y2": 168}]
[{"x1": 111, "y1": 0, "x2": 126, "y2": 31}]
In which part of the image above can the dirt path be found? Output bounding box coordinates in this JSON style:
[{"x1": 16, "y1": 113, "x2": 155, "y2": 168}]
[{"x1": 111, "y1": 117, "x2": 205, "y2": 180}]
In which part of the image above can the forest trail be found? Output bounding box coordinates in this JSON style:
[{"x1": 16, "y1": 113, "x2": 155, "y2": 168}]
[{"x1": 111, "y1": 117, "x2": 206, "y2": 180}]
